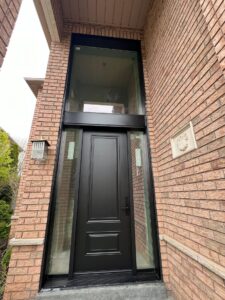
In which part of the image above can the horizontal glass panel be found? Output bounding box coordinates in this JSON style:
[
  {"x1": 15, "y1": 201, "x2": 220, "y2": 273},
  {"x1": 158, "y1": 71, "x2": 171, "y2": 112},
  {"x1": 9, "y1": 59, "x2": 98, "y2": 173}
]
[
  {"x1": 47, "y1": 129, "x2": 81, "y2": 275},
  {"x1": 83, "y1": 103, "x2": 125, "y2": 114},
  {"x1": 66, "y1": 46, "x2": 143, "y2": 115},
  {"x1": 130, "y1": 132, "x2": 155, "y2": 269}
]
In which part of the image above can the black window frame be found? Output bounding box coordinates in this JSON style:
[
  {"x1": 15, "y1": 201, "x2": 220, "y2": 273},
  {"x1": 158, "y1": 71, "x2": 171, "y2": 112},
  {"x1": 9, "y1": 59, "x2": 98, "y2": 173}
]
[{"x1": 63, "y1": 33, "x2": 147, "y2": 129}]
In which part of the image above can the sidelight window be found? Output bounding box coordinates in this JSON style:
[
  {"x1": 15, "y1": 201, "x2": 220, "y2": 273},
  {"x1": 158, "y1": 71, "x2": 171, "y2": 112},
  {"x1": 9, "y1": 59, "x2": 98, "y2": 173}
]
[
  {"x1": 47, "y1": 129, "x2": 81, "y2": 275},
  {"x1": 130, "y1": 132, "x2": 155, "y2": 269}
]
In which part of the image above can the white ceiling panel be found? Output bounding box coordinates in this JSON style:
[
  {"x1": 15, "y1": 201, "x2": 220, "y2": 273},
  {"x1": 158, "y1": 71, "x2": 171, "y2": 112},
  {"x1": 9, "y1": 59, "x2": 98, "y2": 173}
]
[{"x1": 62, "y1": 0, "x2": 151, "y2": 29}]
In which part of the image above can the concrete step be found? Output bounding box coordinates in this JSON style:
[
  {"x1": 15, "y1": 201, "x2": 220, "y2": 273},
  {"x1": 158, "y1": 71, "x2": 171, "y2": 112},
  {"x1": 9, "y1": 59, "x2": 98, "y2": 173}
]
[{"x1": 36, "y1": 282, "x2": 172, "y2": 300}]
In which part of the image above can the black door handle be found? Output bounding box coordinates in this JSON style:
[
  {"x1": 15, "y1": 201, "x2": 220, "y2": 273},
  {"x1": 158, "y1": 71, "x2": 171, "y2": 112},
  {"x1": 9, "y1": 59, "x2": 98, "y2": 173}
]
[
  {"x1": 121, "y1": 197, "x2": 130, "y2": 215},
  {"x1": 121, "y1": 206, "x2": 130, "y2": 210},
  {"x1": 121, "y1": 206, "x2": 130, "y2": 216}
]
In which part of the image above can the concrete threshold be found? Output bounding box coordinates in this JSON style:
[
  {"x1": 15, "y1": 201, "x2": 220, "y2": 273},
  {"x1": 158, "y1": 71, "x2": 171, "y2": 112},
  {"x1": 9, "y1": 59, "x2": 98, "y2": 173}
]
[{"x1": 36, "y1": 282, "x2": 173, "y2": 300}]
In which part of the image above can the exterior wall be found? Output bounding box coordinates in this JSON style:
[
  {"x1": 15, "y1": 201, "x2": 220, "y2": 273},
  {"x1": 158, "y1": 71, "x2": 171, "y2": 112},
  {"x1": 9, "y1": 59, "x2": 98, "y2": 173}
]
[
  {"x1": 4, "y1": 38, "x2": 71, "y2": 300},
  {"x1": 143, "y1": 0, "x2": 225, "y2": 299},
  {"x1": 200, "y1": 0, "x2": 225, "y2": 79},
  {"x1": 64, "y1": 22, "x2": 142, "y2": 40},
  {"x1": 0, "y1": 0, "x2": 21, "y2": 67},
  {"x1": 4, "y1": 1, "x2": 225, "y2": 299}
]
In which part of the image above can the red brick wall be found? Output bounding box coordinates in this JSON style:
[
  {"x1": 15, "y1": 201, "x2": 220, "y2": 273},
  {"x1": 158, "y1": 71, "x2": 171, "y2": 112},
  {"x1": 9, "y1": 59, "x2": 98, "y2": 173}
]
[
  {"x1": 0, "y1": 0, "x2": 21, "y2": 67},
  {"x1": 65, "y1": 22, "x2": 142, "y2": 40},
  {"x1": 144, "y1": 0, "x2": 225, "y2": 299},
  {"x1": 3, "y1": 38, "x2": 71, "y2": 300},
  {"x1": 200, "y1": 0, "x2": 225, "y2": 79}
]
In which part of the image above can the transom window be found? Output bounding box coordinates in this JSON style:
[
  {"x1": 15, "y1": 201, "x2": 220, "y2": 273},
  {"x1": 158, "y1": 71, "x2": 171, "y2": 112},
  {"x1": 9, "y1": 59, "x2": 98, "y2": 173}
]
[{"x1": 66, "y1": 45, "x2": 143, "y2": 115}]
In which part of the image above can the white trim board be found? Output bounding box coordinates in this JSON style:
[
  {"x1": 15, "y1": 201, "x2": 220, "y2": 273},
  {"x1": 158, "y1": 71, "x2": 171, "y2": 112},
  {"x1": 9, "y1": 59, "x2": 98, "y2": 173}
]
[
  {"x1": 160, "y1": 234, "x2": 225, "y2": 280},
  {"x1": 33, "y1": 0, "x2": 60, "y2": 46},
  {"x1": 9, "y1": 238, "x2": 44, "y2": 246}
]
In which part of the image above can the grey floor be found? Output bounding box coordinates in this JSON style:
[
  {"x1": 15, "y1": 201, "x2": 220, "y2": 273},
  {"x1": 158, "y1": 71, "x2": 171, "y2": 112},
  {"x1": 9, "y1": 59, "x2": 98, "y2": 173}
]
[{"x1": 36, "y1": 282, "x2": 173, "y2": 300}]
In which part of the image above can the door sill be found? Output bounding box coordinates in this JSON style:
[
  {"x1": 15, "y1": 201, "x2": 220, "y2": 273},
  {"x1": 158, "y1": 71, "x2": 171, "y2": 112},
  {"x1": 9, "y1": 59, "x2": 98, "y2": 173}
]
[
  {"x1": 43, "y1": 270, "x2": 159, "y2": 289},
  {"x1": 74, "y1": 269, "x2": 131, "y2": 275}
]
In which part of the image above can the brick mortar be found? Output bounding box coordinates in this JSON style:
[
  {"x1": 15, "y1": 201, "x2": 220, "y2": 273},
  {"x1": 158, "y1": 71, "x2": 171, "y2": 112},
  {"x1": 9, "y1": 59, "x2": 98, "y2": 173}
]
[{"x1": 0, "y1": 0, "x2": 22, "y2": 67}]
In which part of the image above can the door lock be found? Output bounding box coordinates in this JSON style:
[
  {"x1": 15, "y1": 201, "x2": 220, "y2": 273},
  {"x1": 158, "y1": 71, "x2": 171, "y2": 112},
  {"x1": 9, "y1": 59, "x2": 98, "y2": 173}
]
[{"x1": 121, "y1": 197, "x2": 130, "y2": 215}]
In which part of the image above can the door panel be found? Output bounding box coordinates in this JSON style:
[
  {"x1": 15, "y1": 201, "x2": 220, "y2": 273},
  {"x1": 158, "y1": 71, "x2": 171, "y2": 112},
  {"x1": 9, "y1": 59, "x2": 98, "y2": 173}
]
[
  {"x1": 89, "y1": 136, "x2": 118, "y2": 219},
  {"x1": 74, "y1": 131, "x2": 132, "y2": 272}
]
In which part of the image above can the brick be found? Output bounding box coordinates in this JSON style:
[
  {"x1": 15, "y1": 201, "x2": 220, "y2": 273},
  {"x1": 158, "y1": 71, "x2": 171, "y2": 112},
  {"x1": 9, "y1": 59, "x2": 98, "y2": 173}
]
[
  {"x1": 0, "y1": 0, "x2": 22, "y2": 67},
  {"x1": 10, "y1": 291, "x2": 30, "y2": 300}
]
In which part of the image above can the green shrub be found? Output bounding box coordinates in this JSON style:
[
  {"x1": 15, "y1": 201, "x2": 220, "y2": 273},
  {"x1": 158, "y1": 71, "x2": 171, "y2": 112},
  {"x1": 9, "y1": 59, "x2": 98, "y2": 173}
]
[
  {"x1": 0, "y1": 248, "x2": 11, "y2": 299},
  {"x1": 0, "y1": 200, "x2": 12, "y2": 241},
  {"x1": 0, "y1": 185, "x2": 12, "y2": 204},
  {"x1": 0, "y1": 248, "x2": 11, "y2": 273},
  {"x1": 0, "y1": 129, "x2": 18, "y2": 299},
  {"x1": 0, "y1": 130, "x2": 12, "y2": 189}
]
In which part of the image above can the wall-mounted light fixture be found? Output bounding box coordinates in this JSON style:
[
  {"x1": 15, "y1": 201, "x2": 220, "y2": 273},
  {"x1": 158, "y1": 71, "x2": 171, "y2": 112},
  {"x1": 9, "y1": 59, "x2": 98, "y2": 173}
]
[{"x1": 31, "y1": 140, "x2": 50, "y2": 160}]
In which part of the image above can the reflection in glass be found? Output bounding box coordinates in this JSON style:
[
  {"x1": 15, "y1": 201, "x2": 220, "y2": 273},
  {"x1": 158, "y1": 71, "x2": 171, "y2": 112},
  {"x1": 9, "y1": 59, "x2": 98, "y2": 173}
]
[
  {"x1": 130, "y1": 132, "x2": 155, "y2": 269},
  {"x1": 47, "y1": 129, "x2": 81, "y2": 275},
  {"x1": 66, "y1": 46, "x2": 143, "y2": 115},
  {"x1": 83, "y1": 102, "x2": 125, "y2": 114}
]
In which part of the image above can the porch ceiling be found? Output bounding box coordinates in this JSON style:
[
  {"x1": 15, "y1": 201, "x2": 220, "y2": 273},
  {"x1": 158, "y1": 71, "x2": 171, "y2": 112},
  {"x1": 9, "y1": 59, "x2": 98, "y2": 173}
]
[
  {"x1": 34, "y1": 0, "x2": 152, "y2": 46},
  {"x1": 61, "y1": 0, "x2": 151, "y2": 30}
]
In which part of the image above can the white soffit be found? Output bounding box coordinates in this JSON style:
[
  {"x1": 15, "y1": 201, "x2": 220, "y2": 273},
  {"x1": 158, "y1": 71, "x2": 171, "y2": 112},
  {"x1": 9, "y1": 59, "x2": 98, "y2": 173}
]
[
  {"x1": 34, "y1": 0, "x2": 152, "y2": 45},
  {"x1": 25, "y1": 78, "x2": 44, "y2": 97},
  {"x1": 34, "y1": 0, "x2": 60, "y2": 46},
  {"x1": 62, "y1": 0, "x2": 151, "y2": 30}
]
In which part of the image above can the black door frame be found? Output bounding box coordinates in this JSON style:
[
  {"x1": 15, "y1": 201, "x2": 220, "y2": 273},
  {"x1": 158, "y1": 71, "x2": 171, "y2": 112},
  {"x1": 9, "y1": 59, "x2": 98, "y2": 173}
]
[{"x1": 41, "y1": 34, "x2": 162, "y2": 289}]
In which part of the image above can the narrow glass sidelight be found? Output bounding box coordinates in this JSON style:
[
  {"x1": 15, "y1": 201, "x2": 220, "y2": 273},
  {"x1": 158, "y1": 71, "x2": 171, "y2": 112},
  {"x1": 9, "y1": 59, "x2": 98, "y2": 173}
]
[
  {"x1": 47, "y1": 129, "x2": 81, "y2": 275},
  {"x1": 66, "y1": 46, "x2": 143, "y2": 115},
  {"x1": 130, "y1": 132, "x2": 155, "y2": 269}
]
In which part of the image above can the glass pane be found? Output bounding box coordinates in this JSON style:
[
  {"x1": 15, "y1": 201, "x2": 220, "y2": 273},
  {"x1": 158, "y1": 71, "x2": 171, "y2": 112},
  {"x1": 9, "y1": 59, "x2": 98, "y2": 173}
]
[
  {"x1": 66, "y1": 46, "x2": 143, "y2": 115},
  {"x1": 130, "y1": 132, "x2": 155, "y2": 269},
  {"x1": 47, "y1": 129, "x2": 81, "y2": 275}
]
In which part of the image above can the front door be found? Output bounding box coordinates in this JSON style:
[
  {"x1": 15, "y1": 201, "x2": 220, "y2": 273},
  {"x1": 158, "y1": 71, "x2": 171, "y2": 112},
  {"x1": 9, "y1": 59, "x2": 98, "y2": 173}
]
[
  {"x1": 74, "y1": 130, "x2": 132, "y2": 272},
  {"x1": 45, "y1": 36, "x2": 160, "y2": 286}
]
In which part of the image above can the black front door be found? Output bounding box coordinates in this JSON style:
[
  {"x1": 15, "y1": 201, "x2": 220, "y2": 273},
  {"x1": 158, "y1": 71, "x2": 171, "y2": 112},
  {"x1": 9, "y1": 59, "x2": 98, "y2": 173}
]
[{"x1": 74, "y1": 130, "x2": 132, "y2": 272}]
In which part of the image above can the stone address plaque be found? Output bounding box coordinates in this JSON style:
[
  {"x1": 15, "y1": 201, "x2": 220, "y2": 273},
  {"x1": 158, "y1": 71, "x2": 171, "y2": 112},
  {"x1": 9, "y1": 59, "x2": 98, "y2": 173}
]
[{"x1": 170, "y1": 122, "x2": 197, "y2": 159}]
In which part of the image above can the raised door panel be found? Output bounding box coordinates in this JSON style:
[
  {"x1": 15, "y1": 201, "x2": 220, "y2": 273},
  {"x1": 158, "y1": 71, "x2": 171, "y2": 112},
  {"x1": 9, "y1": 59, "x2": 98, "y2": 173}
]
[{"x1": 89, "y1": 136, "x2": 119, "y2": 220}]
